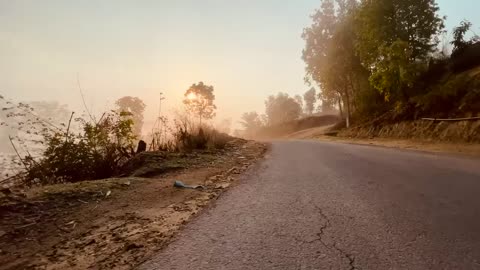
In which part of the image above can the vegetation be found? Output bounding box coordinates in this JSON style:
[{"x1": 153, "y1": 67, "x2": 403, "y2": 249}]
[
  {"x1": 303, "y1": 88, "x2": 317, "y2": 115},
  {"x1": 183, "y1": 82, "x2": 217, "y2": 125},
  {"x1": 1, "y1": 81, "x2": 231, "y2": 186},
  {"x1": 301, "y1": 0, "x2": 480, "y2": 124},
  {"x1": 25, "y1": 111, "x2": 136, "y2": 185},
  {"x1": 115, "y1": 96, "x2": 146, "y2": 138},
  {"x1": 265, "y1": 92, "x2": 303, "y2": 125}
]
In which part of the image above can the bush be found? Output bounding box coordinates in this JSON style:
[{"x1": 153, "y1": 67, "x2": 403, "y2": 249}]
[
  {"x1": 412, "y1": 74, "x2": 480, "y2": 118},
  {"x1": 451, "y1": 42, "x2": 480, "y2": 73},
  {"x1": 173, "y1": 124, "x2": 231, "y2": 152},
  {"x1": 25, "y1": 111, "x2": 136, "y2": 185}
]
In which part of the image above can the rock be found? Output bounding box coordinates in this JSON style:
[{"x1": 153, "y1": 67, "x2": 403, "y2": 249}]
[
  {"x1": 208, "y1": 175, "x2": 222, "y2": 181},
  {"x1": 136, "y1": 140, "x2": 147, "y2": 153},
  {"x1": 215, "y1": 183, "x2": 230, "y2": 189},
  {"x1": 227, "y1": 167, "x2": 239, "y2": 174},
  {"x1": 125, "y1": 243, "x2": 143, "y2": 250}
]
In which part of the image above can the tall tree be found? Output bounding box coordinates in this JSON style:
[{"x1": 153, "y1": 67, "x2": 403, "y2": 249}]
[
  {"x1": 356, "y1": 0, "x2": 445, "y2": 101},
  {"x1": 265, "y1": 93, "x2": 302, "y2": 125},
  {"x1": 303, "y1": 88, "x2": 317, "y2": 115},
  {"x1": 115, "y1": 96, "x2": 146, "y2": 138},
  {"x1": 183, "y1": 82, "x2": 216, "y2": 125},
  {"x1": 303, "y1": 0, "x2": 362, "y2": 124}
]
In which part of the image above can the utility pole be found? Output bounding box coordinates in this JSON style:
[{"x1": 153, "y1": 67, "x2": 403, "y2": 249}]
[
  {"x1": 158, "y1": 92, "x2": 166, "y2": 145},
  {"x1": 158, "y1": 92, "x2": 165, "y2": 118},
  {"x1": 150, "y1": 92, "x2": 166, "y2": 151}
]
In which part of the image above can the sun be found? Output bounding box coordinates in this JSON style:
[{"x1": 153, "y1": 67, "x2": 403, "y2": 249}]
[{"x1": 186, "y1": 93, "x2": 197, "y2": 100}]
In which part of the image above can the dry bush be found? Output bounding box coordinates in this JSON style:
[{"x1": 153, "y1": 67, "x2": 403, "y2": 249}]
[{"x1": 147, "y1": 111, "x2": 232, "y2": 153}]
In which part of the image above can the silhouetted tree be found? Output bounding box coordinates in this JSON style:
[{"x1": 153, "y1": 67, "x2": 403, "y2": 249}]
[
  {"x1": 265, "y1": 93, "x2": 302, "y2": 125},
  {"x1": 183, "y1": 82, "x2": 217, "y2": 125},
  {"x1": 240, "y1": 111, "x2": 263, "y2": 138},
  {"x1": 115, "y1": 96, "x2": 146, "y2": 138},
  {"x1": 303, "y1": 88, "x2": 317, "y2": 115}
]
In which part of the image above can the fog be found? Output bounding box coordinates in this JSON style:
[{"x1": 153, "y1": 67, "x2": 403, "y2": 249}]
[{"x1": 1, "y1": 0, "x2": 478, "y2": 153}]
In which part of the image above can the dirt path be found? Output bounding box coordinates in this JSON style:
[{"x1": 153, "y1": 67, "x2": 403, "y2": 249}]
[{"x1": 0, "y1": 140, "x2": 266, "y2": 270}]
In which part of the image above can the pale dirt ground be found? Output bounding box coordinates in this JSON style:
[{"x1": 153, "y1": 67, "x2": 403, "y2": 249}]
[{"x1": 0, "y1": 140, "x2": 267, "y2": 270}]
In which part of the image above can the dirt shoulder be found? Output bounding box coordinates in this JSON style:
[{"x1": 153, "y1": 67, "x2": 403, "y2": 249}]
[
  {"x1": 316, "y1": 135, "x2": 480, "y2": 157},
  {"x1": 0, "y1": 139, "x2": 267, "y2": 270}
]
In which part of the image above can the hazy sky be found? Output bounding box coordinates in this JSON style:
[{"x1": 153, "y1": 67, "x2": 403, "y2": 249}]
[{"x1": 1, "y1": 0, "x2": 479, "y2": 130}]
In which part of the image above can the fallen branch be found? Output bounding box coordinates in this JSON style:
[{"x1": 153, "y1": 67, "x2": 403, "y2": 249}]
[
  {"x1": 421, "y1": 116, "x2": 480, "y2": 122},
  {"x1": 8, "y1": 136, "x2": 28, "y2": 171}
]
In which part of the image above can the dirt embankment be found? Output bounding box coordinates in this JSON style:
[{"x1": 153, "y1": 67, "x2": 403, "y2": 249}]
[
  {"x1": 0, "y1": 139, "x2": 267, "y2": 270},
  {"x1": 338, "y1": 119, "x2": 480, "y2": 143}
]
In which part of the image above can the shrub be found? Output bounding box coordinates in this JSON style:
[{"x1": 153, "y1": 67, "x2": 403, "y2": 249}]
[
  {"x1": 451, "y1": 42, "x2": 480, "y2": 73},
  {"x1": 412, "y1": 74, "x2": 479, "y2": 118},
  {"x1": 172, "y1": 125, "x2": 231, "y2": 152},
  {"x1": 24, "y1": 111, "x2": 136, "y2": 185}
]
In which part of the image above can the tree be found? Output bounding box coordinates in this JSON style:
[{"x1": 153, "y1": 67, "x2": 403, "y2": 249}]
[
  {"x1": 240, "y1": 111, "x2": 263, "y2": 137},
  {"x1": 451, "y1": 20, "x2": 480, "y2": 58},
  {"x1": 115, "y1": 96, "x2": 146, "y2": 138},
  {"x1": 303, "y1": 88, "x2": 317, "y2": 115},
  {"x1": 303, "y1": 0, "x2": 364, "y2": 124},
  {"x1": 264, "y1": 93, "x2": 302, "y2": 125},
  {"x1": 356, "y1": 0, "x2": 445, "y2": 101},
  {"x1": 183, "y1": 82, "x2": 217, "y2": 125},
  {"x1": 294, "y1": 95, "x2": 304, "y2": 113}
]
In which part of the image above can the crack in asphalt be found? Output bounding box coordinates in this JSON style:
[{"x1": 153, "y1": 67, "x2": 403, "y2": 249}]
[{"x1": 312, "y1": 203, "x2": 358, "y2": 270}]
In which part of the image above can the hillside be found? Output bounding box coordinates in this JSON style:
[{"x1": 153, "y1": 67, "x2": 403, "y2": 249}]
[
  {"x1": 254, "y1": 115, "x2": 340, "y2": 139},
  {"x1": 332, "y1": 62, "x2": 480, "y2": 143}
]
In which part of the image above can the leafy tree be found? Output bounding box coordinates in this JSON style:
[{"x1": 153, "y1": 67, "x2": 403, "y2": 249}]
[
  {"x1": 303, "y1": 0, "x2": 363, "y2": 122},
  {"x1": 115, "y1": 96, "x2": 146, "y2": 138},
  {"x1": 265, "y1": 93, "x2": 302, "y2": 125},
  {"x1": 451, "y1": 20, "x2": 480, "y2": 57},
  {"x1": 302, "y1": 0, "x2": 336, "y2": 88},
  {"x1": 356, "y1": 0, "x2": 445, "y2": 101},
  {"x1": 303, "y1": 88, "x2": 317, "y2": 115},
  {"x1": 183, "y1": 82, "x2": 217, "y2": 125}
]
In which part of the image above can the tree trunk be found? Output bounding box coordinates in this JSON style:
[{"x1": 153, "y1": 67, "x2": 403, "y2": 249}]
[
  {"x1": 345, "y1": 90, "x2": 351, "y2": 128},
  {"x1": 338, "y1": 97, "x2": 344, "y2": 118}
]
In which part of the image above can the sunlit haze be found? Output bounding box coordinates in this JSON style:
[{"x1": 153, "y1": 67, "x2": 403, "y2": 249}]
[{"x1": 1, "y1": 0, "x2": 479, "y2": 131}]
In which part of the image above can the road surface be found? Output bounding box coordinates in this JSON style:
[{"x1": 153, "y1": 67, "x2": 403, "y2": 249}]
[{"x1": 140, "y1": 140, "x2": 480, "y2": 270}]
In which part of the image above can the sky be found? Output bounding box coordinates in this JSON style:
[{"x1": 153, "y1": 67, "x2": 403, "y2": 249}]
[{"x1": 1, "y1": 0, "x2": 479, "y2": 131}]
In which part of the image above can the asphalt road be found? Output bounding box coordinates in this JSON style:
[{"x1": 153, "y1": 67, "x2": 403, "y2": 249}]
[{"x1": 140, "y1": 140, "x2": 480, "y2": 270}]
